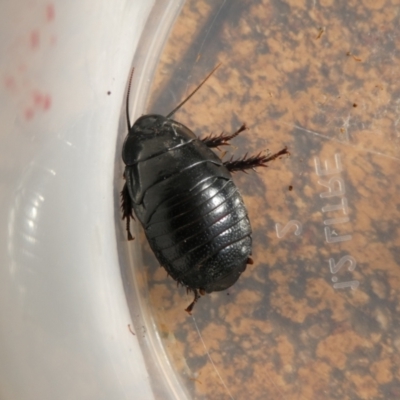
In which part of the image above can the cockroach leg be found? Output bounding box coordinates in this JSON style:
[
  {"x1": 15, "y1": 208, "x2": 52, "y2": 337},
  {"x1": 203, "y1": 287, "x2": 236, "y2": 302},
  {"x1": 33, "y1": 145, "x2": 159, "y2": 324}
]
[
  {"x1": 224, "y1": 146, "x2": 289, "y2": 173},
  {"x1": 202, "y1": 123, "x2": 247, "y2": 148},
  {"x1": 121, "y1": 183, "x2": 135, "y2": 241},
  {"x1": 185, "y1": 289, "x2": 201, "y2": 314}
]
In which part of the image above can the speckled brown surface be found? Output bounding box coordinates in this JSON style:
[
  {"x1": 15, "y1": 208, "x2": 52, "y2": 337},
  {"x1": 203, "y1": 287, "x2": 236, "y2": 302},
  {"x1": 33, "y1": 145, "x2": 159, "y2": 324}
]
[{"x1": 134, "y1": 0, "x2": 400, "y2": 399}]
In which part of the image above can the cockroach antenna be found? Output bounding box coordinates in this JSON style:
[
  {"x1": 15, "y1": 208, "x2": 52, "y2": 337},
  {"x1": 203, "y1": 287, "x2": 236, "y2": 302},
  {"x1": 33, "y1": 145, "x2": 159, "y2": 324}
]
[{"x1": 166, "y1": 64, "x2": 221, "y2": 119}]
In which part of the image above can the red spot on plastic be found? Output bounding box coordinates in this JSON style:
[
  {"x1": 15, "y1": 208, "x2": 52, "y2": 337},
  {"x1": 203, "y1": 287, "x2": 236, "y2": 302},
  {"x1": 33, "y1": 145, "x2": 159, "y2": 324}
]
[
  {"x1": 43, "y1": 94, "x2": 51, "y2": 110},
  {"x1": 33, "y1": 90, "x2": 44, "y2": 106},
  {"x1": 30, "y1": 30, "x2": 40, "y2": 49},
  {"x1": 25, "y1": 108, "x2": 34, "y2": 120},
  {"x1": 32, "y1": 90, "x2": 52, "y2": 111},
  {"x1": 46, "y1": 4, "x2": 55, "y2": 22},
  {"x1": 4, "y1": 76, "x2": 16, "y2": 91}
]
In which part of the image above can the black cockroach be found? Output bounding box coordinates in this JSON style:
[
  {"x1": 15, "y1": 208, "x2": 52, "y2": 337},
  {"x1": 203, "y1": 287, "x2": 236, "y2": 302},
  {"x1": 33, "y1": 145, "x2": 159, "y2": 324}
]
[{"x1": 121, "y1": 65, "x2": 288, "y2": 313}]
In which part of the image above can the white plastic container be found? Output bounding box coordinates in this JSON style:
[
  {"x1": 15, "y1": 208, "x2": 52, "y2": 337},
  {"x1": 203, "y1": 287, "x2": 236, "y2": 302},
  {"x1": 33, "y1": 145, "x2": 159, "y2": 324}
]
[
  {"x1": 0, "y1": 1, "x2": 183, "y2": 399},
  {"x1": 2, "y1": 0, "x2": 400, "y2": 399}
]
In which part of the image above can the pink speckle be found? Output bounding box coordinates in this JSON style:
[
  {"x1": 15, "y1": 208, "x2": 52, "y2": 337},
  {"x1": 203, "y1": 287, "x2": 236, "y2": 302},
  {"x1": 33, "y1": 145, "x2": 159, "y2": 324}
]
[
  {"x1": 4, "y1": 76, "x2": 16, "y2": 91},
  {"x1": 33, "y1": 90, "x2": 44, "y2": 106},
  {"x1": 43, "y1": 94, "x2": 51, "y2": 110},
  {"x1": 30, "y1": 30, "x2": 40, "y2": 49},
  {"x1": 25, "y1": 108, "x2": 34, "y2": 120},
  {"x1": 46, "y1": 4, "x2": 55, "y2": 22},
  {"x1": 32, "y1": 90, "x2": 52, "y2": 111}
]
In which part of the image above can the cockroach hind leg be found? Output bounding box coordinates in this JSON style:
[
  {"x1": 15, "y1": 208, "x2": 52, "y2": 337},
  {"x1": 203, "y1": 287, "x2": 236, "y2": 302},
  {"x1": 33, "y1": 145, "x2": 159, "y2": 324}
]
[
  {"x1": 185, "y1": 288, "x2": 201, "y2": 314},
  {"x1": 224, "y1": 146, "x2": 289, "y2": 173},
  {"x1": 223, "y1": 152, "x2": 266, "y2": 172}
]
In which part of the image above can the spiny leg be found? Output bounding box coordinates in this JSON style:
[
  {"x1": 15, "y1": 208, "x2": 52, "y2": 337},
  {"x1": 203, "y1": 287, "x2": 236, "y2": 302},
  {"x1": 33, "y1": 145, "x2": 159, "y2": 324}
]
[
  {"x1": 121, "y1": 182, "x2": 135, "y2": 241},
  {"x1": 201, "y1": 123, "x2": 247, "y2": 148},
  {"x1": 224, "y1": 146, "x2": 289, "y2": 173},
  {"x1": 185, "y1": 288, "x2": 203, "y2": 314}
]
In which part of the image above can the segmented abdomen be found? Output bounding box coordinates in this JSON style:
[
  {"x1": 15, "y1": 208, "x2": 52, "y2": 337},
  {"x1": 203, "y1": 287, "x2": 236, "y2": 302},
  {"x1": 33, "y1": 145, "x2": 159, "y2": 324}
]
[{"x1": 129, "y1": 141, "x2": 252, "y2": 292}]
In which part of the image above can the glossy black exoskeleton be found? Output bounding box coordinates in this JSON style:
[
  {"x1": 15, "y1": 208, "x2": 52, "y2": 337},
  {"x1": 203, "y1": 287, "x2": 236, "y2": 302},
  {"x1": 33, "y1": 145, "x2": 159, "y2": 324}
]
[{"x1": 121, "y1": 66, "x2": 288, "y2": 313}]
